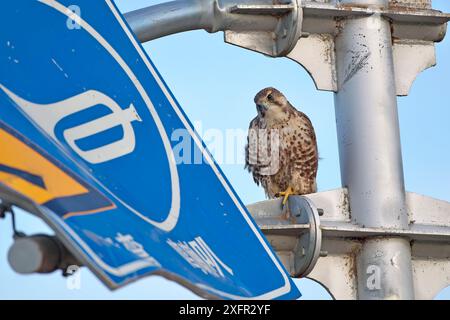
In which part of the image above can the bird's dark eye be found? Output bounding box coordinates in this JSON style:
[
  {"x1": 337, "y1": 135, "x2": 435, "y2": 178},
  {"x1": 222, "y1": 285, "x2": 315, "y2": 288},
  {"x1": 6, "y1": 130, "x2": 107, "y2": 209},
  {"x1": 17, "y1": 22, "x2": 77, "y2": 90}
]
[{"x1": 267, "y1": 94, "x2": 273, "y2": 101}]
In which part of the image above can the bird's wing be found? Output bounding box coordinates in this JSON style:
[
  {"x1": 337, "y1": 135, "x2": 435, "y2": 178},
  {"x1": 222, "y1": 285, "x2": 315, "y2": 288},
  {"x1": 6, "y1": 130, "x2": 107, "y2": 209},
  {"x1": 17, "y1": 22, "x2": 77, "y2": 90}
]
[
  {"x1": 245, "y1": 117, "x2": 261, "y2": 185},
  {"x1": 291, "y1": 108, "x2": 319, "y2": 181}
]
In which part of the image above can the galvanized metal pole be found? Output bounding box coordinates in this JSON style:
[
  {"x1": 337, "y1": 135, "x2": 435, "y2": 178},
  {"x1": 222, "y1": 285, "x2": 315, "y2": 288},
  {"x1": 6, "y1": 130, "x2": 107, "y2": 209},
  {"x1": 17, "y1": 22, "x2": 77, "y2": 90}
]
[{"x1": 334, "y1": 0, "x2": 414, "y2": 299}]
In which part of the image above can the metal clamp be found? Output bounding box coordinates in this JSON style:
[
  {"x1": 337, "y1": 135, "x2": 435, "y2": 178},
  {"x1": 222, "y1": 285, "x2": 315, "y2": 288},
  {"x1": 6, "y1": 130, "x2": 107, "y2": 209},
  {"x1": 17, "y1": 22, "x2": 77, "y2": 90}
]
[
  {"x1": 125, "y1": 0, "x2": 304, "y2": 57},
  {"x1": 247, "y1": 195, "x2": 321, "y2": 277},
  {"x1": 225, "y1": 0, "x2": 303, "y2": 56}
]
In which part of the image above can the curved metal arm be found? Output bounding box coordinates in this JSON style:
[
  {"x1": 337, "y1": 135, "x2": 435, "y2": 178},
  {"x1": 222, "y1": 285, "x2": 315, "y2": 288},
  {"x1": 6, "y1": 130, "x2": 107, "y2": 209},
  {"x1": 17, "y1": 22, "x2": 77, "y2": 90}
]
[
  {"x1": 124, "y1": 0, "x2": 215, "y2": 43},
  {"x1": 123, "y1": 0, "x2": 301, "y2": 57}
]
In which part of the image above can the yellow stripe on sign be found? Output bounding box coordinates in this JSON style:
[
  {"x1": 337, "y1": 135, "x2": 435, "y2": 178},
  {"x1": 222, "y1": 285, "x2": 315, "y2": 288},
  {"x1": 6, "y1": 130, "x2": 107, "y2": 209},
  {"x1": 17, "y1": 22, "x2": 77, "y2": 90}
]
[{"x1": 0, "y1": 128, "x2": 88, "y2": 204}]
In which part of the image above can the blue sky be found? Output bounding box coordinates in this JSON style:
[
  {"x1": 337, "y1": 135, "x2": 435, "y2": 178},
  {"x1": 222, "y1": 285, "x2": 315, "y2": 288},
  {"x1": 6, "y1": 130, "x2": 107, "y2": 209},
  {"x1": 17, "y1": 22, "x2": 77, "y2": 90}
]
[{"x1": 1, "y1": 0, "x2": 449, "y2": 300}]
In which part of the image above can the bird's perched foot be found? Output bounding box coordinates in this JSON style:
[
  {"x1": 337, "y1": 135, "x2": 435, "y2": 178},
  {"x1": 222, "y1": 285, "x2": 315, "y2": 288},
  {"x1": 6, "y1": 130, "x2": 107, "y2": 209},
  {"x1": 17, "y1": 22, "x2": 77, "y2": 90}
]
[{"x1": 277, "y1": 186, "x2": 295, "y2": 206}]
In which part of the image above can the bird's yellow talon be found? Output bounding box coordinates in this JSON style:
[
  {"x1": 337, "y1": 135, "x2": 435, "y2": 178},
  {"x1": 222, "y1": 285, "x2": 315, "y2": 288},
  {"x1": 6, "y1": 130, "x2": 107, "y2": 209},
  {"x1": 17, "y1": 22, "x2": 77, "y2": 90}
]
[{"x1": 278, "y1": 186, "x2": 295, "y2": 206}]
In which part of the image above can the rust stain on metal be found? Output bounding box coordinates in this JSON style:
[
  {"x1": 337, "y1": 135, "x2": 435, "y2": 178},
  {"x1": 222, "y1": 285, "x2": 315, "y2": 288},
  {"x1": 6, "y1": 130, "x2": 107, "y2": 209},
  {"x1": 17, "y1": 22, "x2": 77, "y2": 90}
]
[
  {"x1": 336, "y1": 1, "x2": 432, "y2": 13},
  {"x1": 344, "y1": 255, "x2": 357, "y2": 287},
  {"x1": 388, "y1": 5, "x2": 430, "y2": 13},
  {"x1": 344, "y1": 244, "x2": 361, "y2": 293},
  {"x1": 317, "y1": 34, "x2": 333, "y2": 64},
  {"x1": 389, "y1": 0, "x2": 431, "y2": 10},
  {"x1": 337, "y1": 3, "x2": 371, "y2": 11}
]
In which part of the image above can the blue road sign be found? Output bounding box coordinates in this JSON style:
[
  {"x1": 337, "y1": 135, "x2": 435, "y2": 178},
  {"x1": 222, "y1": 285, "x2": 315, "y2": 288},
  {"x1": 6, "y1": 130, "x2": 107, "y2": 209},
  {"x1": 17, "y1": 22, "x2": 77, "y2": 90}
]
[{"x1": 0, "y1": 0, "x2": 300, "y2": 299}]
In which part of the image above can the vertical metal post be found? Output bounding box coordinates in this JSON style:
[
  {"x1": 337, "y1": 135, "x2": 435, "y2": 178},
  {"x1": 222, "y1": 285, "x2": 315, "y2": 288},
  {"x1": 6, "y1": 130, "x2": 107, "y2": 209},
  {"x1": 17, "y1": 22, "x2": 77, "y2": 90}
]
[{"x1": 334, "y1": 0, "x2": 414, "y2": 299}]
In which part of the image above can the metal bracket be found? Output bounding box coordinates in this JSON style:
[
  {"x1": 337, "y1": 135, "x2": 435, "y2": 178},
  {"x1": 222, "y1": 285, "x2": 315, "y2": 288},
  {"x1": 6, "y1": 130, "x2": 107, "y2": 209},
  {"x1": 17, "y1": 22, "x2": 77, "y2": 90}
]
[
  {"x1": 286, "y1": 1, "x2": 450, "y2": 94},
  {"x1": 247, "y1": 188, "x2": 450, "y2": 299},
  {"x1": 247, "y1": 195, "x2": 321, "y2": 277},
  {"x1": 225, "y1": 0, "x2": 303, "y2": 57},
  {"x1": 125, "y1": 0, "x2": 304, "y2": 57}
]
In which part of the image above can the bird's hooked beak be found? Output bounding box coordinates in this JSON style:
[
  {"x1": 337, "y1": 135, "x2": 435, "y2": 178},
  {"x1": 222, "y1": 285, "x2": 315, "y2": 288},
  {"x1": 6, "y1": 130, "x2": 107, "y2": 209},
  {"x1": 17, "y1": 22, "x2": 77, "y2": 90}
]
[{"x1": 256, "y1": 103, "x2": 268, "y2": 115}]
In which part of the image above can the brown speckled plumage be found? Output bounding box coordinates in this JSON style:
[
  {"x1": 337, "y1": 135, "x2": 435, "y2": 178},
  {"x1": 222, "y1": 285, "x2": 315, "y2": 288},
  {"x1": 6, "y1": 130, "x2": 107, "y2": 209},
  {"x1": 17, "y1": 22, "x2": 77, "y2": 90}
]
[{"x1": 245, "y1": 87, "x2": 318, "y2": 198}]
